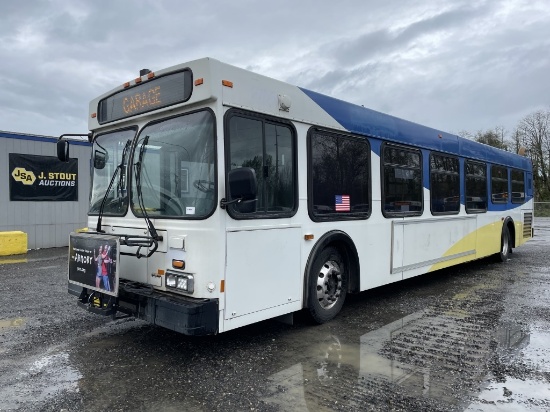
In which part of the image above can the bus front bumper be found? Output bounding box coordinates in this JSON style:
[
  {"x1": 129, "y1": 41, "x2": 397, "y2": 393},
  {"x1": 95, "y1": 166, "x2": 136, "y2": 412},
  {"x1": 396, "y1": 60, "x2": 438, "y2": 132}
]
[{"x1": 69, "y1": 281, "x2": 219, "y2": 336}]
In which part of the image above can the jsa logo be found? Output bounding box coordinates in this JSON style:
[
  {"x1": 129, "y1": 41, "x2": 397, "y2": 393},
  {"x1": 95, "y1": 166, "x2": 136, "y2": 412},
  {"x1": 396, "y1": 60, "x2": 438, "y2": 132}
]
[{"x1": 11, "y1": 167, "x2": 36, "y2": 185}]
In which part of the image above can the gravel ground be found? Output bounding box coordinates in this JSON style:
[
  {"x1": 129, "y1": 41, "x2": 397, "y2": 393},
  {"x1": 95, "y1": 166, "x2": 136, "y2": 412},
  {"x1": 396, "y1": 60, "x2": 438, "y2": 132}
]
[{"x1": 0, "y1": 219, "x2": 549, "y2": 411}]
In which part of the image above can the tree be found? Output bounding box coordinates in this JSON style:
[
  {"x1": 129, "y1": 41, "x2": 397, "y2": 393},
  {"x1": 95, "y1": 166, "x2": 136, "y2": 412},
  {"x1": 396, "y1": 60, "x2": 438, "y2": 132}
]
[
  {"x1": 516, "y1": 109, "x2": 550, "y2": 200},
  {"x1": 473, "y1": 127, "x2": 509, "y2": 151},
  {"x1": 460, "y1": 109, "x2": 550, "y2": 201}
]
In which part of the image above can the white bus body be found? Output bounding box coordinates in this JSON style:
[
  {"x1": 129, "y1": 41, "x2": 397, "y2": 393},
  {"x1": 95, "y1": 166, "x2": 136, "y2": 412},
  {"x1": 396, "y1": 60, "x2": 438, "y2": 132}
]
[{"x1": 62, "y1": 58, "x2": 534, "y2": 335}]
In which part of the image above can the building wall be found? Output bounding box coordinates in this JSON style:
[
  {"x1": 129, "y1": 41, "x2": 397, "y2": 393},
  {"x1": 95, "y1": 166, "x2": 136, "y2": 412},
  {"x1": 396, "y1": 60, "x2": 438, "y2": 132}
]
[{"x1": 0, "y1": 131, "x2": 91, "y2": 249}]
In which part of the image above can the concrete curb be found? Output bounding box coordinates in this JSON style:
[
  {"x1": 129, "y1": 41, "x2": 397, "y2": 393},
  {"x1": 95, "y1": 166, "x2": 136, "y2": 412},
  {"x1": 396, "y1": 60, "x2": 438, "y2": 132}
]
[{"x1": 0, "y1": 231, "x2": 28, "y2": 256}]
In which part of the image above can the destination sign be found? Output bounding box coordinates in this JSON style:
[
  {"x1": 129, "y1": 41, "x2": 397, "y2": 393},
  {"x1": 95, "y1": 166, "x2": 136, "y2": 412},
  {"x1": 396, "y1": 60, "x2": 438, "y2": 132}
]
[{"x1": 97, "y1": 69, "x2": 193, "y2": 124}]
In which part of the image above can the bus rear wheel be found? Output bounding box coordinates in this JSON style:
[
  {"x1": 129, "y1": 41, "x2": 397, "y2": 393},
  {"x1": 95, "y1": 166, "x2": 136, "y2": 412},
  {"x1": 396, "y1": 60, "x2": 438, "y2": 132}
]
[
  {"x1": 498, "y1": 226, "x2": 511, "y2": 262},
  {"x1": 308, "y1": 247, "x2": 347, "y2": 324}
]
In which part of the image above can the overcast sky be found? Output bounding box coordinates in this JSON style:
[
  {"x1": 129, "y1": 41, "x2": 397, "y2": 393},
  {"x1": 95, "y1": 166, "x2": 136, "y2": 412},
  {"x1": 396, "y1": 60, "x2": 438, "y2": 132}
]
[{"x1": 2, "y1": 0, "x2": 549, "y2": 139}]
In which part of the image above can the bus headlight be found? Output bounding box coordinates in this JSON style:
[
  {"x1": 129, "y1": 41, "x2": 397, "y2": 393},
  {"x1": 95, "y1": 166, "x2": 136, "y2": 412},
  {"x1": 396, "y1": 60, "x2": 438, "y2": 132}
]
[
  {"x1": 166, "y1": 271, "x2": 194, "y2": 293},
  {"x1": 177, "y1": 277, "x2": 188, "y2": 290},
  {"x1": 166, "y1": 273, "x2": 177, "y2": 288}
]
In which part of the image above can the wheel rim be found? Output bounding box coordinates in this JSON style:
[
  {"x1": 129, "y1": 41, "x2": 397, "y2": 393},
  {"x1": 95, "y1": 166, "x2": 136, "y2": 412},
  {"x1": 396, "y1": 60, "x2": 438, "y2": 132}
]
[{"x1": 316, "y1": 260, "x2": 343, "y2": 310}]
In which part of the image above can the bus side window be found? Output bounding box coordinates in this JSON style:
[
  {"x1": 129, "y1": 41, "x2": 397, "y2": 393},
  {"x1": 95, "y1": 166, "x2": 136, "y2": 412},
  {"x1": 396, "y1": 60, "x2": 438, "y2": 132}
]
[
  {"x1": 308, "y1": 129, "x2": 370, "y2": 220},
  {"x1": 465, "y1": 160, "x2": 487, "y2": 213},
  {"x1": 491, "y1": 165, "x2": 509, "y2": 204},
  {"x1": 430, "y1": 153, "x2": 460, "y2": 215},
  {"x1": 526, "y1": 173, "x2": 533, "y2": 197},
  {"x1": 511, "y1": 169, "x2": 525, "y2": 204},
  {"x1": 226, "y1": 111, "x2": 296, "y2": 218},
  {"x1": 382, "y1": 144, "x2": 422, "y2": 217}
]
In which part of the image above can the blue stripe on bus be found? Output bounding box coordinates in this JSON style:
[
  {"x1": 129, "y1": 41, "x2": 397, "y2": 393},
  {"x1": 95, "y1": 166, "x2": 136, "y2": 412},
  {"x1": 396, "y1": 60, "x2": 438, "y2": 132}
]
[
  {"x1": 299, "y1": 87, "x2": 531, "y2": 170},
  {"x1": 299, "y1": 87, "x2": 533, "y2": 210}
]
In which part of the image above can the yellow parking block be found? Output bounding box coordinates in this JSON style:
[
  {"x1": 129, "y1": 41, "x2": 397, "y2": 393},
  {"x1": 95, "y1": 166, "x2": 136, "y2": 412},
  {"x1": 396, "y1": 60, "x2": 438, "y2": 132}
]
[{"x1": 0, "y1": 231, "x2": 28, "y2": 256}]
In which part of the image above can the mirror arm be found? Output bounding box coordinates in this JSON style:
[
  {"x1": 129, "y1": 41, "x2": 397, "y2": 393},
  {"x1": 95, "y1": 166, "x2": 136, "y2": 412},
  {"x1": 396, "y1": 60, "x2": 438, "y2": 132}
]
[
  {"x1": 220, "y1": 197, "x2": 242, "y2": 210},
  {"x1": 58, "y1": 133, "x2": 93, "y2": 143}
]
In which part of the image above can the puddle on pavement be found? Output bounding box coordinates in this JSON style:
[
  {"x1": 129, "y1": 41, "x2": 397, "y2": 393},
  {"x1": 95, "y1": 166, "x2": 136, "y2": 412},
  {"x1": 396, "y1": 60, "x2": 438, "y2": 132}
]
[
  {"x1": 466, "y1": 378, "x2": 550, "y2": 411},
  {"x1": 0, "y1": 351, "x2": 81, "y2": 410},
  {"x1": 0, "y1": 257, "x2": 28, "y2": 265},
  {"x1": 519, "y1": 329, "x2": 550, "y2": 372},
  {"x1": 263, "y1": 310, "x2": 547, "y2": 411},
  {"x1": 0, "y1": 251, "x2": 68, "y2": 265},
  {"x1": 0, "y1": 317, "x2": 26, "y2": 329},
  {"x1": 465, "y1": 326, "x2": 550, "y2": 411}
]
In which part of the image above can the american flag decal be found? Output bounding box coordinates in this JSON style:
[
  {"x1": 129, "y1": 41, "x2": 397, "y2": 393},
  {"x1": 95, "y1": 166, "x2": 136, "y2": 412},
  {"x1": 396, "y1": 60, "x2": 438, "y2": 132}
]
[{"x1": 335, "y1": 195, "x2": 350, "y2": 212}]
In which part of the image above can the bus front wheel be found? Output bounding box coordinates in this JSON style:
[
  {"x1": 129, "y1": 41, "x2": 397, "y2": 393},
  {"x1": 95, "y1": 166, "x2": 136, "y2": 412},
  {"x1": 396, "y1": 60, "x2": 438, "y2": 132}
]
[{"x1": 308, "y1": 247, "x2": 348, "y2": 324}]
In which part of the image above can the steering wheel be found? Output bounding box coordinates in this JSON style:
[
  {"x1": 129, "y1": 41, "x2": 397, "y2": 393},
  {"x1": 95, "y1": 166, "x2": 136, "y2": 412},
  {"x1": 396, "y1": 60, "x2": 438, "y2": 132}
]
[
  {"x1": 165, "y1": 198, "x2": 184, "y2": 215},
  {"x1": 193, "y1": 180, "x2": 215, "y2": 193},
  {"x1": 157, "y1": 191, "x2": 185, "y2": 215}
]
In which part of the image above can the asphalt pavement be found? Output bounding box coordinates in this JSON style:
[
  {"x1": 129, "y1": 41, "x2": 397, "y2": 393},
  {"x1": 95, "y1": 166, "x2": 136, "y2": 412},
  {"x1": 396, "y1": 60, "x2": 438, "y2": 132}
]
[{"x1": 1, "y1": 220, "x2": 549, "y2": 411}]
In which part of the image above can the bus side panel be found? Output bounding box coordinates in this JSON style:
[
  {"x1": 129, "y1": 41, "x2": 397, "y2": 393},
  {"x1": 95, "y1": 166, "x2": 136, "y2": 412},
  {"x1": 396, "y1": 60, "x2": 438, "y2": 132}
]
[
  {"x1": 223, "y1": 226, "x2": 302, "y2": 331},
  {"x1": 391, "y1": 220, "x2": 404, "y2": 278},
  {"x1": 400, "y1": 216, "x2": 477, "y2": 280},
  {"x1": 475, "y1": 215, "x2": 505, "y2": 259}
]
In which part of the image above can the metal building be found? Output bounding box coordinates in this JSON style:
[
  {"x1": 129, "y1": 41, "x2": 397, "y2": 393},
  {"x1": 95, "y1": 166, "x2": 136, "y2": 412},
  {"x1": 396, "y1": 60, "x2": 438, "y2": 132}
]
[{"x1": 1, "y1": 131, "x2": 91, "y2": 250}]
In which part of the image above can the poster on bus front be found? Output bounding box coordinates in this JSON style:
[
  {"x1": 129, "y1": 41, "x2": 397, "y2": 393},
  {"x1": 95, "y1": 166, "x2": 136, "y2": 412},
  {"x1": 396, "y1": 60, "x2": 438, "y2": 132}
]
[{"x1": 68, "y1": 233, "x2": 119, "y2": 297}]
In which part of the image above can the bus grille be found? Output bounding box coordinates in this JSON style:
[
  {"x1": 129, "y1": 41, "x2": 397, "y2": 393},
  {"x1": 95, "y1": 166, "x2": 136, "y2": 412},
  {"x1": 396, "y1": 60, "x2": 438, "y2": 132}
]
[{"x1": 523, "y1": 212, "x2": 533, "y2": 238}]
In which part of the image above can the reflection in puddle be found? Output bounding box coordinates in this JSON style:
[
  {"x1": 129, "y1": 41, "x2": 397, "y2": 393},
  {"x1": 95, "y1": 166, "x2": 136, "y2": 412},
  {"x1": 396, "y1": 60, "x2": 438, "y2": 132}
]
[
  {"x1": 466, "y1": 379, "x2": 550, "y2": 411},
  {"x1": 0, "y1": 317, "x2": 26, "y2": 328},
  {"x1": 0, "y1": 351, "x2": 81, "y2": 410},
  {"x1": 264, "y1": 310, "x2": 540, "y2": 411},
  {"x1": 520, "y1": 329, "x2": 550, "y2": 372},
  {"x1": 266, "y1": 363, "x2": 309, "y2": 411},
  {"x1": 467, "y1": 326, "x2": 550, "y2": 411}
]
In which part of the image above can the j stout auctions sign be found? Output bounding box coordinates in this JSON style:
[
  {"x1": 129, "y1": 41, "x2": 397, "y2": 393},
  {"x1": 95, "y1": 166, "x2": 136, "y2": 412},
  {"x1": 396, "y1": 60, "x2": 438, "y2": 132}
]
[{"x1": 9, "y1": 153, "x2": 78, "y2": 201}]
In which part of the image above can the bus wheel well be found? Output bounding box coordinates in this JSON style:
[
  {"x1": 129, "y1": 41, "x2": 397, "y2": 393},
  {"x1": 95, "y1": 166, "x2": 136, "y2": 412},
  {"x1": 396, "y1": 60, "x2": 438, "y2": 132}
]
[
  {"x1": 303, "y1": 231, "x2": 360, "y2": 309},
  {"x1": 335, "y1": 242, "x2": 360, "y2": 294}
]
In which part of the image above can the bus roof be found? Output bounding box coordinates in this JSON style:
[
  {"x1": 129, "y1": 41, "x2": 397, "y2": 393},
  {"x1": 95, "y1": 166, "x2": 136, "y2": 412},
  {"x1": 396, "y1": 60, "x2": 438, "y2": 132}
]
[
  {"x1": 89, "y1": 57, "x2": 531, "y2": 171},
  {"x1": 299, "y1": 88, "x2": 531, "y2": 170}
]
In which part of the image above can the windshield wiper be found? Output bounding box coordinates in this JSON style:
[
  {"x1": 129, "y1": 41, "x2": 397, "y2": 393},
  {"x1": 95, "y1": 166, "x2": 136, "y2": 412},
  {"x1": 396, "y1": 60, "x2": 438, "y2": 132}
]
[
  {"x1": 95, "y1": 139, "x2": 131, "y2": 232},
  {"x1": 133, "y1": 135, "x2": 161, "y2": 257}
]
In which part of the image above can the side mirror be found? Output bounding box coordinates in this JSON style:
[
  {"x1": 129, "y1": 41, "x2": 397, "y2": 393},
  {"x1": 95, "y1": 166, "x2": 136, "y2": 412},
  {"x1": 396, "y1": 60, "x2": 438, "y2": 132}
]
[
  {"x1": 94, "y1": 149, "x2": 108, "y2": 170},
  {"x1": 57, "y1": 140, "x2": 69, "y2": 162},
  {"x1": 227, "y1": 167, "x2": 257, "y2": 213}
]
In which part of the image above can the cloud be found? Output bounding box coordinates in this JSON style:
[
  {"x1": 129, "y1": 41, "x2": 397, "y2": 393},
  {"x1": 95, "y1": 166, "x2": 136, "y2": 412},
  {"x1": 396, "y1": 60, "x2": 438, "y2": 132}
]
[{"x1": 0, "y1": 0, "x2": 549, "y2": 138}]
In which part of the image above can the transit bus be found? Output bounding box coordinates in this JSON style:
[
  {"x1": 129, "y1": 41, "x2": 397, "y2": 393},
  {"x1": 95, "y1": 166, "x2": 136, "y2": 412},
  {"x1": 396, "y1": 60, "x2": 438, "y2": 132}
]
[{"x1": 58, "y1": 58, "x2": 534, "y2": 335}]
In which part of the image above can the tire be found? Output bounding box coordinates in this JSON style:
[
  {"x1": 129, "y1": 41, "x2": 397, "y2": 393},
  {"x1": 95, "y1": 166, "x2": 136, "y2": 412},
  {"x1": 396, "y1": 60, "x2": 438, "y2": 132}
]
[
  {"x1": 307, "y1": 247, "x2": 348, "y2": 324},
  {"x1": 498, "y1": 225, "x2": 511, "y2": 262}
]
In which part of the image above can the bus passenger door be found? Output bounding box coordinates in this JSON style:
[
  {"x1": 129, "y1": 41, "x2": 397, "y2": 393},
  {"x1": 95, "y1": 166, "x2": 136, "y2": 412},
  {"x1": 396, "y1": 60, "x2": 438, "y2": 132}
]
[
  {"x1": 225, "y1": 226, "x2": 301, "y2": 325},
  {"x1": 223, "y1": 110, "x2": 301, "y2": 330}
]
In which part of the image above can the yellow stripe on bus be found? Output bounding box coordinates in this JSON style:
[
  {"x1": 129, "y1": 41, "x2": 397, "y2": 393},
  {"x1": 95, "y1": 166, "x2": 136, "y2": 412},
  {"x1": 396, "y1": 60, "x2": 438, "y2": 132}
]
[{"x1": 428, "y1": 222, "x2": 503, "y2": 272}]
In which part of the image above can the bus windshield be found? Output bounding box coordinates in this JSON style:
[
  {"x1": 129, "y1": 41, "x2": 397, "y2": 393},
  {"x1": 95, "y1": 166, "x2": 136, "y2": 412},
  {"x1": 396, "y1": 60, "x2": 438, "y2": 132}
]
[
  {"x1": 131, "y1": 110, "x2": 216, "y2": 218},
  {"x1": 89, "y1": 128, "x2": 136, "y2": 215}
]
